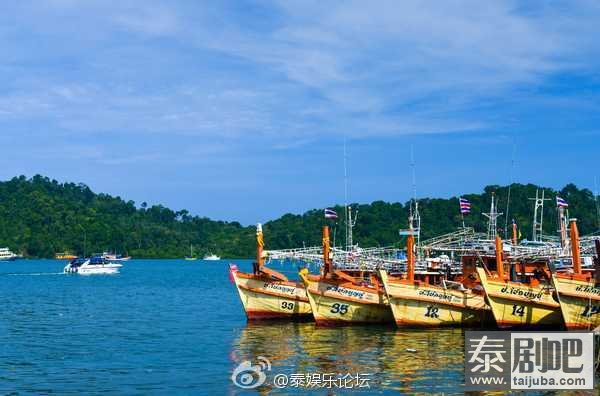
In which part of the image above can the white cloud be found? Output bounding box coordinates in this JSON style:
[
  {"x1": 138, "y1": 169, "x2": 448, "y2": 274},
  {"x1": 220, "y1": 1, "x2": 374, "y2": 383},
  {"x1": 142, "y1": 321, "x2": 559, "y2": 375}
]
[{"x1": 0, "y1": 0, "x2": 600, "y2": 146}]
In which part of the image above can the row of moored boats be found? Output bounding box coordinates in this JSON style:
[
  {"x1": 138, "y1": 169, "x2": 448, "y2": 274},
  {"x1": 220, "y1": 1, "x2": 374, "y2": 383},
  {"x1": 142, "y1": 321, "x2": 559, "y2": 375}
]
[{"x1": 230, "y1": 194, "x2": 600, "y2": 330}]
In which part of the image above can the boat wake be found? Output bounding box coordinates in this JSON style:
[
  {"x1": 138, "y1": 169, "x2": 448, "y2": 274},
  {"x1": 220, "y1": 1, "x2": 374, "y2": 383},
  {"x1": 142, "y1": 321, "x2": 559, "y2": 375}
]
[{"x1": 5, "y1": 272, "x2": 66, "y2": 276}]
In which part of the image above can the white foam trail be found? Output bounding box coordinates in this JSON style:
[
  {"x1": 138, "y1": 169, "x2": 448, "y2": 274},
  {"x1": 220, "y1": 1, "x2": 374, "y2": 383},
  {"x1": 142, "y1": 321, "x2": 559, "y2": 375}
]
[{"x1": 5, "y1": 272, "x2": 65, "y2": 276}]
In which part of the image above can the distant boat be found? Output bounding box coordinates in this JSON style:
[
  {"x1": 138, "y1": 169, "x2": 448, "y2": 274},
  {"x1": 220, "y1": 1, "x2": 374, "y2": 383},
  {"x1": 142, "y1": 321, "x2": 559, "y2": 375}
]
[
  {"x1": 100, "y1": 252, "x2": 131, "y2": 261},
  {"x1": 203, "y1": 253, "x2": 220, "y2": 261},
  {"x1": 56, "y1": 252, "x2": 78, "y2": 260},
  {"x1": 0, "y1": 247, "x2": 18, "y2": 262},
  {"x1": 185, "y1": 244, "x2": 198, "y2": 261},
  {"x1": 63, "y1": 256, "x2": 122, "y2": 275}
]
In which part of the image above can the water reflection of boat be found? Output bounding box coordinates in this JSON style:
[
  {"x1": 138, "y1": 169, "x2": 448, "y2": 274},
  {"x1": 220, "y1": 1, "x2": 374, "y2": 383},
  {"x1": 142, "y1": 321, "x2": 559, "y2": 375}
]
[
  {"x1": 299, "y1": 226, "x2": 393, "y2": 326},
  {"x1": 232, "y1": 321, "x2": 468, "y2": 394},
  {"x1": 230, "y1": 224, "x2": 312, "y2": 320}
]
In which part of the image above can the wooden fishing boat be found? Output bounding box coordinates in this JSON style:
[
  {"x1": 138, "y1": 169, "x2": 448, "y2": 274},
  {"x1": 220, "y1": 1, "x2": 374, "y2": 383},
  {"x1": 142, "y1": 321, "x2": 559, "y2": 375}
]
[
  {"x1": 379, "y1": 220, "x2": 490, "y2": 327},
  {"x1": 476, "y1": 236, "x2": 562, "y2": 329},
  {"x1": 230, "y1": 224, "x2": 312, "y2": 320},
  {"x1": 553, "y1": 219, "x2": 600, "y2": 330},
  {"x1": 299, "y1": 226, "x2": 393, "y2": 326}
]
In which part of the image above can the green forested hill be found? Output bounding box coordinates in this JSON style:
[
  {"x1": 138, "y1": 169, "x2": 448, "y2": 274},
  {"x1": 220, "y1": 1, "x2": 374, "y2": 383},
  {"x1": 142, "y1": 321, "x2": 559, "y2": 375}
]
[{"x1": 0, "y1": 175, "x2": 598, "y2": 258}]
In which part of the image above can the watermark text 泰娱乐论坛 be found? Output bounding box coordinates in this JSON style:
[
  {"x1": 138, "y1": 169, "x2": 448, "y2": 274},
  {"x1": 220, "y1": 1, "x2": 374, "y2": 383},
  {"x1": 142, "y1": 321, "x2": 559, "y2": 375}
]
[{"x1": 231, "y1": 357, "x2": 371, "y2": 390}]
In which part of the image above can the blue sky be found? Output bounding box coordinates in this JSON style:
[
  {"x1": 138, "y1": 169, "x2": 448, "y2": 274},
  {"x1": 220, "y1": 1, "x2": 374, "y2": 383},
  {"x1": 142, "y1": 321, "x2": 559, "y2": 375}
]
[{"x1": 1, "y1": 1, "x2": 599, "y2": 224}]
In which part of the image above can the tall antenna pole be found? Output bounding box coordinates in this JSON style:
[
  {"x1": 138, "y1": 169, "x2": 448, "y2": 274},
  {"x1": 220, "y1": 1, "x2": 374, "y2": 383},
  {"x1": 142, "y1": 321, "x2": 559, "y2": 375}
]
[
  {"x1": 410, "y1": 145, "x2": 421, "y2": 258},
  {"x1": 483, "y1": 192, "x2": 503, "y2": 240},
  {"x1": 343, "y1": 138, "x2": 356, "y2": 250},
  {"x1": 344, "y1": 137, "x2": 348, "y2": 250},
  {"x1": 411, "y1": 145, "x2": 417, "y2": 205},
  {"x1": 528, "y1": 189, "x2": 550, "y2": 242},
  {"x1": 504, "y1": 141, "x2": 516, "y2": 237}
]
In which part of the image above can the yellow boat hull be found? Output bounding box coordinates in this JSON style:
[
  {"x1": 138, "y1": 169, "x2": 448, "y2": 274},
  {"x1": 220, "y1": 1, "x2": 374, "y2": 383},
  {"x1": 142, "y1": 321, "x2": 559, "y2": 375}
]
[
  {"x1": 232, "y1": 271, "x2": 312, "y2": 320},
  {"x1": 379, "y1": 271, "x2": 490, "y2": 327},
  {"x1": 553, "y1": 275, "x2": 600, "y2": 330},
  {"x1": 476, "y1": 268, "x2": 562, "y2": 329},
  {"x1": 301, "y1": 275, "x2": 393, "y2": 325}
]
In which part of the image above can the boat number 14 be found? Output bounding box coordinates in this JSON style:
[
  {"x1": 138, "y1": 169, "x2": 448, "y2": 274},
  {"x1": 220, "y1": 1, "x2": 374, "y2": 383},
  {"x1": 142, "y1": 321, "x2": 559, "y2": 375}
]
[
  {"x1": 512, "y1": 304, "x2": 525, "y2": 317},
  {"x1": 330, "y1": 303, "x2": 349, "y2": 315}
]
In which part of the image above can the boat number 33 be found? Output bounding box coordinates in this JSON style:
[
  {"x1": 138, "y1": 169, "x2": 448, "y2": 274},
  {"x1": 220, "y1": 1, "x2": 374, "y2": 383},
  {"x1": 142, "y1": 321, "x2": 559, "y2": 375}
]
[
  {"x1": 281, "y1": 301, "x2": 295, "y2": 310},
  {"x1": 330, "y1": 303, "x2": 349, "y2": 315}
]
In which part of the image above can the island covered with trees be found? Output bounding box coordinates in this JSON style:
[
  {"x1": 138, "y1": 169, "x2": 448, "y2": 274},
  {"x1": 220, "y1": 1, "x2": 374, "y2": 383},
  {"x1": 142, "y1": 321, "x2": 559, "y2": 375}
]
[{"x1": 0, "y1": 175, "x2": 598, "y2": 258}]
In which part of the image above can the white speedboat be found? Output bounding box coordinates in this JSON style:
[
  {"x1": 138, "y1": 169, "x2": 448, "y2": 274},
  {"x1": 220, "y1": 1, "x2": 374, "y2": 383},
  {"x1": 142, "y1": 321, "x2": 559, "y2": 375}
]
[
  {"x1": 64, "y1": 257, "x2": 122, "y2": 275},
  {"x1": 203, "y1": 253, "x2": 220, "y2": 261},
  {"x1": 0, "y1": 247, "x2": 18, "y2": 261}
]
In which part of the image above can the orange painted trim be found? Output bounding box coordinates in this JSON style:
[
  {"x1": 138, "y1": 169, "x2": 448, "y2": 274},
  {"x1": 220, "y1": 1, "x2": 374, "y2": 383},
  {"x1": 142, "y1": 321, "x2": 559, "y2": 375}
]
[
  {"x1": 385, "y1": 279, "x2": 422, "y2": 287},
  {"x1": 486, "y1": 292, "x2": 560, "y2": 308},
  {"x1": 315, "y1": 279, "x2": 383, "y2": 294},
  {"x1": 554, "y1": 273, "x2": 592, "y2": 282},
  {"x1": 237, "y1": 283, "x2": 309, "y2": 302},
  {"x1": 235, "y1": 271, "x2": 302, "y2": 288},
  {"x1": 308, "y1": 287, "x2": 385, "y2": 306},
  {"x1": 260, "y1": 266, "x2": 288, "y2": 282},
  {"x1": 388, "y1": 294, "x2": 485, "y2": 310},
  {"x1": 485, "y1": 278, "x2": 552, "y2": 289},
  {"x1": 556, "y1": 290, "x2": 600, "y2": 301}
]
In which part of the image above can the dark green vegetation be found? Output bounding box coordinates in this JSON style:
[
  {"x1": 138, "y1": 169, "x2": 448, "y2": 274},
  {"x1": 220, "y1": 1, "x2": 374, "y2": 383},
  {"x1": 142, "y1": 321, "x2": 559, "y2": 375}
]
[{"x1": 1, "y1": 176, "x2": 598, "y2": 258}]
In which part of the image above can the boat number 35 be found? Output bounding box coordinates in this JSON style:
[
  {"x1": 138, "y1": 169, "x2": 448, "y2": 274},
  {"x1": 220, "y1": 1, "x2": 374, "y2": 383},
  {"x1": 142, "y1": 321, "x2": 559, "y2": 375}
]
[
  {"x1": 330, "y1": 303, "x2": 349, "y2": 315},
  {"x1": 512, "y1": 304, "x2": 525, "y2": 317},
  {"x1": 424, "y1": 306, "x2": 439, "y2": 318},
  {"x1": 281, "y1": 301, "x2": 295, "y2": 310}
]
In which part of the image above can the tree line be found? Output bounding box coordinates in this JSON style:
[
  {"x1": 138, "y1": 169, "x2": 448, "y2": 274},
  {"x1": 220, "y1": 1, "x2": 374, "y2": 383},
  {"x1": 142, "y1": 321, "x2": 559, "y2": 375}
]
[{"x1": 0, "y1": 175, "x2": 598, "y2": 258}]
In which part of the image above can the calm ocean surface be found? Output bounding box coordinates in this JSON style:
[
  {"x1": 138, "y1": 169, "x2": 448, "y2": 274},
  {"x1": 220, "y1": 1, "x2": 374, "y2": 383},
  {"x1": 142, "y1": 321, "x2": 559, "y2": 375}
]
[{"x1": 1, "y1": 259, "x2": 597, "y2": 395}]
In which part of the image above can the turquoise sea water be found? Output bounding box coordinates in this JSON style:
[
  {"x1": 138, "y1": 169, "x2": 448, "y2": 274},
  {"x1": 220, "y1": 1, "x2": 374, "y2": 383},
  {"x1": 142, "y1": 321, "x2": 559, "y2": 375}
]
[{"x1": 1, "y1": 259, "x2": 597, "y2": 394}]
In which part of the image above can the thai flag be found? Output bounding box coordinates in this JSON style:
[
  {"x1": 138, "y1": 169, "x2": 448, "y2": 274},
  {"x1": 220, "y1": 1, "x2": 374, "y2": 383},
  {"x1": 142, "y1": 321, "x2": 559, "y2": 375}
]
[
  {"x1": 228, "y1": 264, "x2": 238, "y2": 284},
  {"x1": 324, "y1": 208, "x2": 338, "y2": 220},
  {"x1": 556, "y1": 196, "x2": 569, "y2": 208},
  {"x1": 459, "y1": 197, "x2": 471, "y2": 214}
]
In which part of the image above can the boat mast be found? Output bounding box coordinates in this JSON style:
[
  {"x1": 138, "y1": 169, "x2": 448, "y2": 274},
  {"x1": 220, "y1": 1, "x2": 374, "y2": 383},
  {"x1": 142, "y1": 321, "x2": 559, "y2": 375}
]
[
  {"x1": 343, "y1": 138, "x2": 357, "y2": 251},
  {"x1": 483, "y1": 192, "x2": 503, "y2": 240},
  {"x1": 322, "y1": 225, "x2": 332, "y2": 277},
  {"x1": 255, "y1": 223, "x2": 264, "y2": 274},
  {"x1": 557, "y1": 205, "x2": 569, "y2": 248},
  {"x1": 529, "y1": 189, "x2": 550, "y2": 242},
  {"x1": 406, "y1": 213, "x2": 415, "y2": 282},
  {"x1": 569, "y1": 219, "x2": 581, "y2": 274},
  {"x1": 503, "y1": 140, "x2": 516, "y2": 237},
  {"x1": 410, "y1": 145, "x2": 421, "y2": 259}
]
